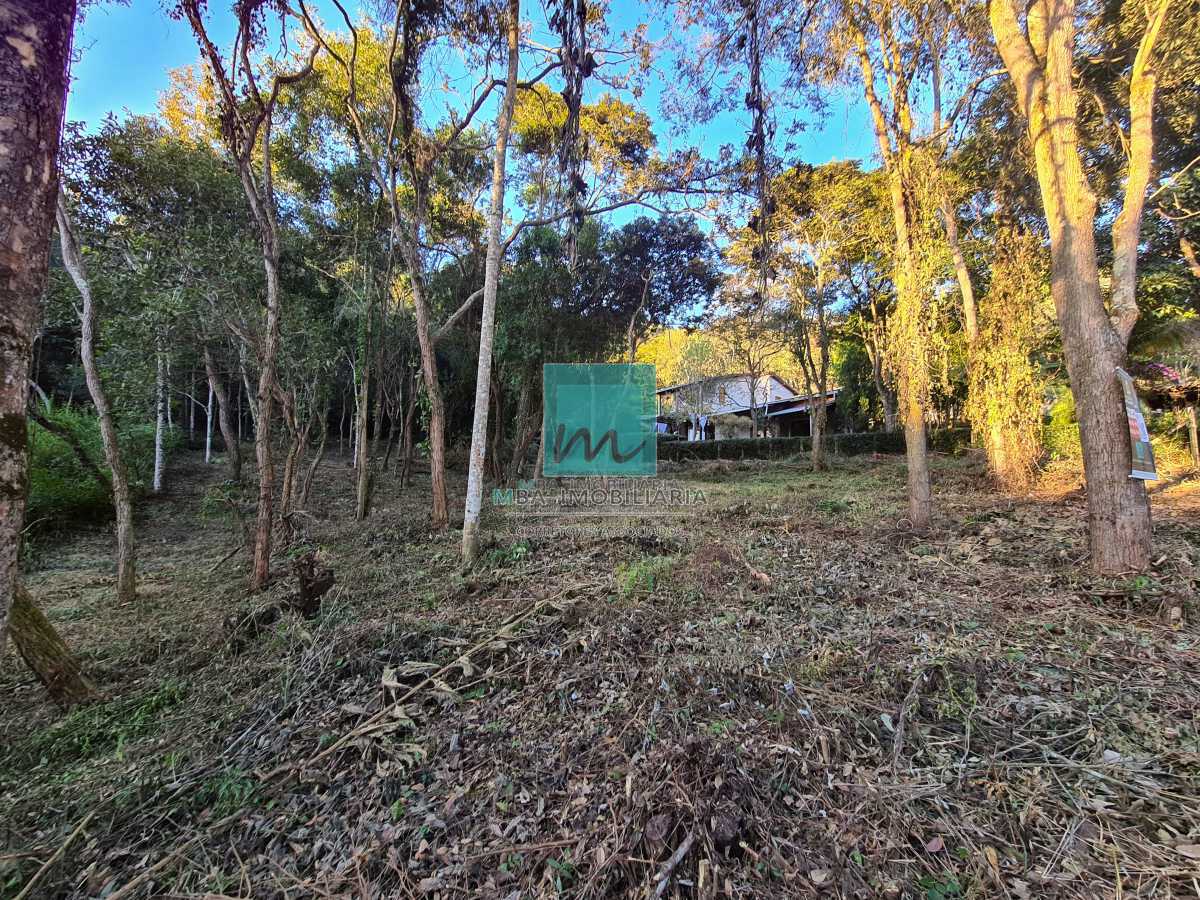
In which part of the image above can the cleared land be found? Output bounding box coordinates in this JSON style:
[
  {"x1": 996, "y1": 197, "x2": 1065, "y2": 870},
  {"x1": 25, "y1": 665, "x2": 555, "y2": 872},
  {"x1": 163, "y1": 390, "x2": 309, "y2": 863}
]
[{"x1": 2, "y1": 450, "x2": 1198, "y2": 898}]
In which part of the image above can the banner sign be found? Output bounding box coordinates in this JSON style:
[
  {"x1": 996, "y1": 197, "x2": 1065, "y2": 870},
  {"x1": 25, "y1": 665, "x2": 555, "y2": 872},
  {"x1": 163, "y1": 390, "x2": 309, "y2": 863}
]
[
  {"x1": 1116, "y1": 368, "x2": 1157, "y2": 481},
  {"x1": 543, "y1": 363, "x2": 657, "y2": 477}
]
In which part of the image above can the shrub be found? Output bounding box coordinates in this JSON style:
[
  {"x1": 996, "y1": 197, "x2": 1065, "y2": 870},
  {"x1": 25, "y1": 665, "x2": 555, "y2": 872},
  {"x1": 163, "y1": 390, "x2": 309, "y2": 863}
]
[
  {"x1": 26, "y1": 405, "x2": 179, "y2": 529},
  {"x1": 1044, "y1": 386, "x2": 1081, "y2": 460},
  {"x1": 655, "y1": 428, "x2": 968, "y2": 463}
]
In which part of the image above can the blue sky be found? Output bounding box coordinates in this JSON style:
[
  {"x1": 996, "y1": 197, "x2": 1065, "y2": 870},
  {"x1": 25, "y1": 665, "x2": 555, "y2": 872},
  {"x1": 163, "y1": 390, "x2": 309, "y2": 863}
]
[{"x1": 68, "y1": 0, "x2": 879, "y2": 208}]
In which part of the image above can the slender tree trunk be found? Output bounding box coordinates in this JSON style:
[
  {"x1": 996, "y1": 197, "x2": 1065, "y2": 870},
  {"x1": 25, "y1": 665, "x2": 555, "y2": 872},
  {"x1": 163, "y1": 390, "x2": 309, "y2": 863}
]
[
  {"x1": 248, "y1": 251, "x2": 283, "y2": 589},
  {"x1": 189, "y1": 369, "x2": 196, "y2": 437},
  {"x1": 10, "y1": 585, "x2": 98, "y2": 707},
  {"x1": 941, "y1": 201, "x2": 978, "y2": 345},
  {"x1": 372, "y1": 370, "x2": 386, "y2": 460},
  {"x1": 205, "y1": 381, "x2": 214, "y2": 463},
  {"x1": 462, "y1": 0, "x2": 520, "y2": 562},
  {"x1": 355, "y1": 360, "x2": 371, "y2": 520},
  {"x1": 507, "y1": 378, "x2": 533, "y2": 483},
  {"x1": 400, "y1": 374, "x2": 417, "y2": 488},
  {"x1": 405, "y1": 275, "x2": 449, "y2": 528},
  {"x1": 203, "y1": 345, "x2": 240, "y2": 480},
  {"x1": 1186, "y1": 406, "x2": 1199, "y2": 471},
  {"x1": 279, "y1": 428, "x2": 300, "y2": 519},
  {"x1": 56, "y1": 191, "x2": 136, "y2": 601},
  {"x1": 153, "y1": 346, "x2": 166, "y2": 493},
  {"x1": 382, "y1": 397, "x2": 401, "y2": 472},
  {"x1": 300, "y1": 411, "x2": 327, "y2": 509},
  {"x1": 866, "y1": 341, "x2": 899, "y2": 432}
]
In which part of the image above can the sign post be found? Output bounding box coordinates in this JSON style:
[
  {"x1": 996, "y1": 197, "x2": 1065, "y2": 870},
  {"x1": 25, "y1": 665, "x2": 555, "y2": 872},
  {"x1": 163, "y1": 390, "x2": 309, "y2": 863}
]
[{"x1": 1115, "y1": 368, "x2": 1157, "y2": 481}]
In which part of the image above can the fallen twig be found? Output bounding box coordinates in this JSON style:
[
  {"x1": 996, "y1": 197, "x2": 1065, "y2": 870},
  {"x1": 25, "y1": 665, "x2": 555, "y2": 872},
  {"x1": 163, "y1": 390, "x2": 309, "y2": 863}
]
[
  {"x1": 653, "y1": 831, "x2": 695, "y2": 899},
  {"x1": 209, "y1": 543, "x2": 243, "y2": 574},
  {"x1": 13, "y1": 810, "x2": 96, "y2": 900}
]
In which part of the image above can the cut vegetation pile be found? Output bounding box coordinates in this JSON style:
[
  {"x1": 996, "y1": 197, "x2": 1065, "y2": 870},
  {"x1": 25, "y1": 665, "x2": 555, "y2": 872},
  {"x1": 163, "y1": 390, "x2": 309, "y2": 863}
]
[{"x1": 2, "y1": 453, "x2": 1198, "y2": 898}]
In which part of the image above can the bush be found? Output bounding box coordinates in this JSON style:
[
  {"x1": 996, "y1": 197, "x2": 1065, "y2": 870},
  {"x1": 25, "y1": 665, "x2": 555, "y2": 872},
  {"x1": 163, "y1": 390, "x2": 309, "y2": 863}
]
[
  {"x1": 26, "y1": 406, "x2": 178, "y2": 529},
  {"x1": 1044, "y1": 386, "x2": 1081, "y2": 460},
  {"x1": 655, "y1": 428, "x2": 969, "y2": 463}
]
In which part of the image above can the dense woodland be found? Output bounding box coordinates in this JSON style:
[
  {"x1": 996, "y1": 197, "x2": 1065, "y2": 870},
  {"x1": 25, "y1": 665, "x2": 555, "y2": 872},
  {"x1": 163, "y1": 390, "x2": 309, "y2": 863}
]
[{"x1": 1, "y1": 0, "x2": 1199, "y2": 896}]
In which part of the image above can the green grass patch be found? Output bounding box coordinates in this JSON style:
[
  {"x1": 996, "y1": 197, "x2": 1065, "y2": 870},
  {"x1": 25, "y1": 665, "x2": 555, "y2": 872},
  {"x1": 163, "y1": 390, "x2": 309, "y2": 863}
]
[
  {"x1": 15, "y1": 679, "x2": 188, "y2": 768},
  {"x1": 614, "y1": 555, "x2": 676, "y2": 598}
]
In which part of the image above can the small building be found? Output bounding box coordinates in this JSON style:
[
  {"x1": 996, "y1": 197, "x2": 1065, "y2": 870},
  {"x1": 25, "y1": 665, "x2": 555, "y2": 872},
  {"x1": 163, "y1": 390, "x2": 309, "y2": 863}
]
[{"x1": 655, "y1": 374, "x2": 837, "y2": 440}]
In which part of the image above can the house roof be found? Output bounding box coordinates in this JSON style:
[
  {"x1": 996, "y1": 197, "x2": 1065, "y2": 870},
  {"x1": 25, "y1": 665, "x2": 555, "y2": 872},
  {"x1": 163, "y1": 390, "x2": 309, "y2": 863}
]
[
  {"x1": 655, "y1": 373, "x2": 800, "y2": 396},
  {"x1": 662, "y1": 388, "x2": 839, "y2": 420}
]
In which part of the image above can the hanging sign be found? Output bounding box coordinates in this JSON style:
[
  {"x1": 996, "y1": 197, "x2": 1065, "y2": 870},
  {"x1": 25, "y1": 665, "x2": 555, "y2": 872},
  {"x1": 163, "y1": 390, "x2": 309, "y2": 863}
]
[{"x1": 1115, "y1": 368, "x2": 1157, "y2": 481}]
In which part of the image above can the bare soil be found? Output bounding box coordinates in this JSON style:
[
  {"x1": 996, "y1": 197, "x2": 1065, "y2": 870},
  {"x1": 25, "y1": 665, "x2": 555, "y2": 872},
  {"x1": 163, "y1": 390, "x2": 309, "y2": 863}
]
[{"x1": 2, "y1": 449, "x2": 1198, "y2": 899}]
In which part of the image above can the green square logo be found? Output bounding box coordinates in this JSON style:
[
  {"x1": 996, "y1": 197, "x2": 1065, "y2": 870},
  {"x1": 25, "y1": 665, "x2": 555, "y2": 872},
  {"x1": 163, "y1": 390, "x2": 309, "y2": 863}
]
[{"x1": 543, "y1": 364, "x2": 657, "y2": 477}]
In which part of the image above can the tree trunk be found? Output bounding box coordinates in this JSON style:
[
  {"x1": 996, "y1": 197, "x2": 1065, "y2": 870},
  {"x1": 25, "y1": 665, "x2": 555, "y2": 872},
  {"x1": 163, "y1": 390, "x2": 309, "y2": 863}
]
[
  {"x1": 300, "y1": 411, "x2": 328, "y2": 509},
  {"x1": 354, "y1": 360, "x2": 371, "y2": 520},
  {"x1": 55, "y1": 191, "x2": 136, "y2": 601},
  {"x1": 205, "y1": 381, "x2": 214, "y2": 463},
  {"x1": 382, "y1": 396, "x2": 400, "y2": 472},
  {"x1": 153, "y1": 346, "x2": 166, "y2": 493},
  {"x1": 239, "y1": 347, "x2": 257, "y2": 433},
  {"x1": 279, "y1": 426, "x2": 300, "y2": 520},
  {"x1": 941, "y1": 200, "x2": 978, "y2": 345},
  {"x1": 810, "y1": 401, "x2": 827, "y2": 472},
  {"x1": 400, "y1": 373, "x2": 417, "y2": 488},
  {"x1": 250, "y1": 254, "x2": 282, "y2": 590},
  {"x1": 1186, "y1": 406, "x2": 1199, "y2": 471},
  {"x1": 461, "y1": 0, "x2": 521, "y2": 563},
  {"x1": 867, "y1": 342, "x2": 899, "y2": 432},
  {"x1": 507, "y1": 378, "x2": 533, "y2": 483},
  {"x1": 990, "y1": 0, "x2": 1155, "y2": 573},
  {"x1": 9, "y1": 585, "x2": 97, "y2": 708},
  {"x1": 852, "y1": 25, "x2": 933, "y2": 527},
  {"x1": 0, "y1": 0, "x2": 85, "y2": 696},
  {"x1": 203, "y1": 345, "x2": 240, "y2": 480}
]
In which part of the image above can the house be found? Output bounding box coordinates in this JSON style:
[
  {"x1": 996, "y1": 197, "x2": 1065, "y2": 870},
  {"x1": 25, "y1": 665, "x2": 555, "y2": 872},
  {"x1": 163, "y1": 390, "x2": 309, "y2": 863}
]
[{"x1": 655, "y1": 374, "x2": 837, "y2": 440}]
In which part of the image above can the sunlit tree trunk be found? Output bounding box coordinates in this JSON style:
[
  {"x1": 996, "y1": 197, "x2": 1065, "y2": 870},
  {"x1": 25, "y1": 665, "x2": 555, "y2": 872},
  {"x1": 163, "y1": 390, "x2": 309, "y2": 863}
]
[
  {"x1": 1186, "y1": 406, "x2": 1199, "y2": 471},
  {"x1": 462, "y1": 0, "x2": 521, "y2": 563},
  {"x1": 990, "y1": 0, "x2": 1165, "y2": 572},
  {"x1": 203, "y1": 344, "x2": 240, "y2": 480},
  {"x1": 0, "y1": 0, "x2": 78, "y2": 652},
  {"x1": 852, "y1": 24, "x2": 932, "y2": 528},
  {"x1": 941, "y1": 204, "x2": 978, "y2": 345},
  {"x1": 56, "y1": 190, "x2": 136, "y2": 602}
]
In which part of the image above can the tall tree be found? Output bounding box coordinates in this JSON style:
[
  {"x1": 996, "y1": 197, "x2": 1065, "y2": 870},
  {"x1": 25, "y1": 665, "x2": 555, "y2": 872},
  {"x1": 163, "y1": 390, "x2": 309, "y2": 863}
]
[
  {"x1": 55, "y1": 192, "x2": 137, "y2": 601},
  {"x1": 462, "y1": 0, "x2": 521, "y2": 563},
  {"x1": 988, "y1": 0, "x2": 1172, "y2": 572},
  {"x1": 0, "y1": 0, "x2": 97, "y2": 706},
  {"x1": 176, "y1": 0, "x2": 318, "y2": 589}
]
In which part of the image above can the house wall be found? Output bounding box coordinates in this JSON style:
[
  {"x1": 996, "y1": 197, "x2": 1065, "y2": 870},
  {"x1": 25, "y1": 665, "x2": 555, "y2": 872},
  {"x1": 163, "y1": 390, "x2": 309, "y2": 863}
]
[{"x1": 665, "y1": 375, "x2": 794, "y2": 416}]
